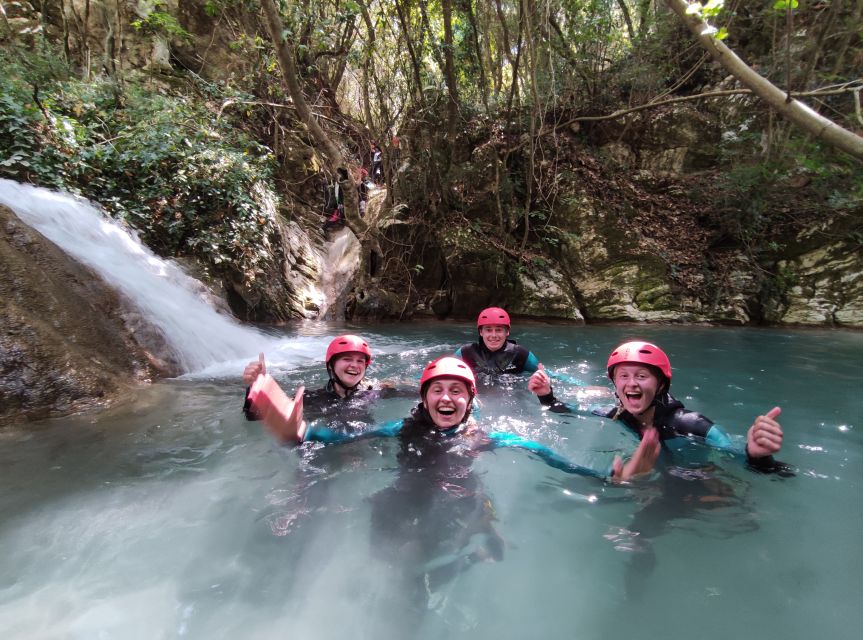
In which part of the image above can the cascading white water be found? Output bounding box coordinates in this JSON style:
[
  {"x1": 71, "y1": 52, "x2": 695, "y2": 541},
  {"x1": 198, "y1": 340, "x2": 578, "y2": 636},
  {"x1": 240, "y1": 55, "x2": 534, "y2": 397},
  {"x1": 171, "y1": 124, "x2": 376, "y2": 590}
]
[{"x1": 0, "y1": 179, "x2": 325, "y2": 375}]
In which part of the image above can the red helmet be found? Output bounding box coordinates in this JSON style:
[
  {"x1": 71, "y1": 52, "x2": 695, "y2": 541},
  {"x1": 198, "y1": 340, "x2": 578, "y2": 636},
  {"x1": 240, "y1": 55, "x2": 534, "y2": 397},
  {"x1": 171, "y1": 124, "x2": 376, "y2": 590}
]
[
  {"x1": 607, "y1": 341, "x2": 672, "y2": 382},
  {"x1": 325, "y1": 335, "x2": 372, "y2": 365},
  {"x1": 419, "y1": 357, "x2": 477, "y2": 397},
  {"x1": 477, "y1": 307, "x2": 510, "y2": 328}
]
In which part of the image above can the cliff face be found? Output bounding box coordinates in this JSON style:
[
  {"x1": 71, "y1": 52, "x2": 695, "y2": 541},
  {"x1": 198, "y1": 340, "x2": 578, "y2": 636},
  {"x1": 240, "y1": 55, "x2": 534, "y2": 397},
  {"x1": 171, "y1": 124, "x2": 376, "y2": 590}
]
[
  {"x1": 0, "y1": 205, "x2": 166, "y2": 423},
  {"x1": 384, "y1": 101, "x2": 862, "y2": 328}
]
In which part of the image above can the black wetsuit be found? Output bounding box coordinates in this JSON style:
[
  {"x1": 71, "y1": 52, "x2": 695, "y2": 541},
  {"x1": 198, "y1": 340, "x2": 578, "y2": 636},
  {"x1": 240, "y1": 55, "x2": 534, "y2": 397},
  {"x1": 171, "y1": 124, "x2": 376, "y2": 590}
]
[{"x1": 455, "y1": 339, "x2": 540, "y2": 375}]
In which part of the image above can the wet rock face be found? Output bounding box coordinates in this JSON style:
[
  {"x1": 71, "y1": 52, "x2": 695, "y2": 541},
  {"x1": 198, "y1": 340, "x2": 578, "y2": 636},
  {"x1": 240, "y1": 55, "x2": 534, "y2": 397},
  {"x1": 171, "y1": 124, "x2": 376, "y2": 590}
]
[
  {"x1": 772, "y1": 230, "x2": 863, "y2": 328},
  {"x1": 0, "y1": 206, "x2": 162, "y2": 424}
]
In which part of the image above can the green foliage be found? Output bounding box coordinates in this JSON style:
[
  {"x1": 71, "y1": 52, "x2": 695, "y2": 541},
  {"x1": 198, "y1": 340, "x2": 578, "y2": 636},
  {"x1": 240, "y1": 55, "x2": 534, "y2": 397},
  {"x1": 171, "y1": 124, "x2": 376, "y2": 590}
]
[
  {"x1": 204, "y1": 0, "x2": 222, "y2": 17},
  {"x1": 711, "y1": 160, "x2": 779, "y2": 248},
  {"x1": 131, "y1": 4, "x2": 194, "y2": 43},
  {"x1": 685, "y1": 0, "x2": 725, "y2": 19},
  {"x1": 0, "y1": 45, "x2": 282, "y2": 284},
  {"x1": 772, "y1": 0, "x2": 798, "y2": 11}
]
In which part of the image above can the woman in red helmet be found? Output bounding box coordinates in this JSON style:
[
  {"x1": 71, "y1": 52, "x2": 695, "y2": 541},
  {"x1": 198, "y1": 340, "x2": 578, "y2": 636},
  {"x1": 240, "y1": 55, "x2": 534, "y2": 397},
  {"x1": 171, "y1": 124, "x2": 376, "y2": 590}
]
[
  {"x1": 455, "y1": 307, "x2": 542, "y2": 376},
  {"x1": 241, "y1": 334, "x2": 407, "y2": 442},
  {"x1": 529, "y1": 340, "x2": 786, "y2": 471}
]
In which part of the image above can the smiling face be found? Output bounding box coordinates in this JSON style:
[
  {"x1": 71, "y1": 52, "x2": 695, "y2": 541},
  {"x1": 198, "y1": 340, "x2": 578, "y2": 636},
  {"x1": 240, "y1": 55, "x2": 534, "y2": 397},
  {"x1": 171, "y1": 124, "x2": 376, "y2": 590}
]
[
  {"x1": 422, "y1": 377, "x2": 471, "y2": 429},
  {"x1": 612, "y1": 364, "x2": 664, "y2": 417},
  {"x1": 330, "y1": 352, "x2": 368, "y2": 389},
  {"x1": 479, "y1": 324, "x2": 510, "y2": 352}
]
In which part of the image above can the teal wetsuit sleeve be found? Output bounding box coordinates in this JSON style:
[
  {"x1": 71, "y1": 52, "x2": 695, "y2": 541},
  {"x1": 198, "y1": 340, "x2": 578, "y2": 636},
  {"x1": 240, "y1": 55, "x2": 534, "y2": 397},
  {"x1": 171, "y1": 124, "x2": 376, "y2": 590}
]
[
  {"x1": 486, "y1": 432, "x2": 608, "y2": 479},
  {"x1": 454, "y1": 346, "x2": 463, "y2": 358},
  {"x1": 304, "y1": 419, "x2": 404, "y2": 445},
  {"x1": 523, "y1": 352, "x2": 540, "y2": 373},
  {"x1": 705, "y1": 424, "x2": 738, "y2": 452},
  {"x1": 704, "y1": 424, "x2": 784, "y2": 472}
]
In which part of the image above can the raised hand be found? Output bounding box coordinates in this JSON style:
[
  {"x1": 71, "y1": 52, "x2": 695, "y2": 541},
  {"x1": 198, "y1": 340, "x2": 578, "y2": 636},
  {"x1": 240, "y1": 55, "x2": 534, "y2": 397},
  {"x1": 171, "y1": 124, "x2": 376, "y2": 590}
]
[
  {"x1": 243, "y1": 352, "x2": 267, "y2": 385},
  {"x1": 528, "y1": 363, "x2": 552, "y2": 396},
  {"x1": 250, "y1": 376, "x2": 306, "y2": 444},
  {"x1": 612, "y1": 427, "x2": 660, "y2": 483},
  {"x1": 747, "y1": 406, "x2": 783, "y2": 458}
]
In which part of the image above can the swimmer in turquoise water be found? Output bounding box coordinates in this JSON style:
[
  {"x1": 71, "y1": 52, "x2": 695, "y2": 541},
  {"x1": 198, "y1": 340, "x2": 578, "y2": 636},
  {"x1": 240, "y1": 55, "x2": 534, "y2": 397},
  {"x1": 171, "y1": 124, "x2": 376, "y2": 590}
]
[
  {"x1": 529, "y1": 340, "x2": 789, "y2": 598},
  {"x1": 242, "y1": 334, "x2": 412, "y2": 441},
  {"x1": 455, "y1": 308, "x2": 541, "y2": 375},
  {"x1": 455, "y1": 307, "x2": 605, "y2": 396},
  {"x1": 528, "y1": 340, "x2": 788, "y2": 473}
]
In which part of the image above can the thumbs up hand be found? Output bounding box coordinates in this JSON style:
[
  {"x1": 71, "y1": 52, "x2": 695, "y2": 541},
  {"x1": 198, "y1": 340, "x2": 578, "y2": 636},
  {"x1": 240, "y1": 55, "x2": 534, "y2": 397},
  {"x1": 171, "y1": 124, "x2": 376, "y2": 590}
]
[
  {"x1": 528, "y1": 363, "x2": 552, "y2": 396},
  {"x1": 243, "y1": 352, "x2": 267, "y2": 385},
  {"x1": 746, "y1": 406, "x2": 784, "y2": 458}
]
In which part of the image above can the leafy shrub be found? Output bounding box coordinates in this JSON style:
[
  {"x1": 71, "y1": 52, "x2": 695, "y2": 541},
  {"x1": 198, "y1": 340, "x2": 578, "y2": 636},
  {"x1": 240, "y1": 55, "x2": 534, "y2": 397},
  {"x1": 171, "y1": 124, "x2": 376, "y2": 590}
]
[{"x1": 0, "y1": 45, "x2": 282, "y2": 284}]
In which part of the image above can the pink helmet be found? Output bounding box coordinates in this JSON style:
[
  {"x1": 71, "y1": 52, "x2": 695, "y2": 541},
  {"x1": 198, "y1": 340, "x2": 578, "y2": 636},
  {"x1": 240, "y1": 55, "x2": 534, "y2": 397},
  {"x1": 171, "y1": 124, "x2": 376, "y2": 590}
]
[
  {"x1": 607, "y1": 341, "x2": 672, "y2": 382},
  {"x1": 419, "y1": 357, "x2": 477, "y2": 397},
  {"x1": 325, "y1": 335, "x2": 372, "y2": 365},
  {"x1": 477, "y1": 307, "x2": 510, "y2": 328}
]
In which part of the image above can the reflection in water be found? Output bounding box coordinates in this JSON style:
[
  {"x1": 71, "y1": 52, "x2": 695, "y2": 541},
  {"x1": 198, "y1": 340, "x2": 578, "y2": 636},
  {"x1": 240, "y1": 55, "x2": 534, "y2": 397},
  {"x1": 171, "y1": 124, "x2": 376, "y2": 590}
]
[
  {"x1": 615, "y1": 461, "x2": 758, "y2": 600},
  {"x1": 365, "y1": 426, "x2": 504, "y2": 636}
]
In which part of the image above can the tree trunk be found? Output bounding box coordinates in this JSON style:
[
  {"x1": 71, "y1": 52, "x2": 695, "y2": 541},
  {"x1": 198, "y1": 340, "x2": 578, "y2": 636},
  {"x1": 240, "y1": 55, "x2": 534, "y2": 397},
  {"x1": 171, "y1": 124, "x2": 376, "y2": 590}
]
[
  {"x1": 505, "y1": 0, "x2": 524, "y2": 118},
  {"x1": 330, "y1": 16, "x2": 357, "y2": 95},
  {"x1": 665, "y1": 0, "x2": 863, "y2": 161},
  {"x1": 394, "y1": 0, "x2": 425, "y2": 108},
  {"x1": 0, "y1": 2, "x2": 12, "y2": 40},
  {"x1": 464, "y1": 0, "x2": 490, "y2": 113},
  {"x1": 617, "y1": 0, "x2": 636, "y2": 41},
  {"x1": 441, "y1": 0, "x2": 461, "y2": 167},
  {"x1": 831, "y1": 0, "x2": 863, "y2": 80},
  {"x1": 259, "y1": 0, "x2": 367, "y2": 237}
]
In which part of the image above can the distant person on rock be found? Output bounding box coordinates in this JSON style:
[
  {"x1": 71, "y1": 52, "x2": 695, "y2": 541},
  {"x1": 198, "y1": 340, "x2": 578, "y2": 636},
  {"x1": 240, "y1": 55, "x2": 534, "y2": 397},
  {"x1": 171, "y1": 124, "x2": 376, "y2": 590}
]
[
  {"x1": 370, "y1": 142, "x2": 383, "y2": 184},
  {"x1": 322, "y1": 168, "x2": 348, "y2": 232},
  {"x1": 390, "y1": 134, "x2": 400, "y2": 178},
  {"x1": 353, "y1": 165, "x2": 369, "y2": 217}
]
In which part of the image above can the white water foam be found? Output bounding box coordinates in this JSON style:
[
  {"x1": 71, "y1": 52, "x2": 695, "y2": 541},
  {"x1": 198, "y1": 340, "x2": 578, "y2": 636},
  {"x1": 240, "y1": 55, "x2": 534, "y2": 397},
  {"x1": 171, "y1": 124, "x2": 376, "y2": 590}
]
[{"x1": 0, "y1": 179, "x2": 305, "y2": 374}]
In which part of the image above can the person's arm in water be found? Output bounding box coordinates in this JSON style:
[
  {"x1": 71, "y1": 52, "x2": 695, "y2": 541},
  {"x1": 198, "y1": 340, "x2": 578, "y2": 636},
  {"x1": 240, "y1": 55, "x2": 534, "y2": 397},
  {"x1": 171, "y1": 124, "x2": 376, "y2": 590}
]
[
  {"x1": 598, "y1": 403, "x2": 790, "y2": 474},
  {"x1": 484, "y1": 428, "x2": 660, "y2": 483},
  {"x1": 303, "y1": 419, "x2": 404, "y2": 444}
]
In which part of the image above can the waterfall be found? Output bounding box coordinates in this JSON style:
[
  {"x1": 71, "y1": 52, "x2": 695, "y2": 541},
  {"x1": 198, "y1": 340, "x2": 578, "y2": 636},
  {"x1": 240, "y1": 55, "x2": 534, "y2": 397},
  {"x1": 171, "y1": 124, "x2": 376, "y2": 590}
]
[{"x1": 0, "y1": 179, "x2": 325, "y2": 375}]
